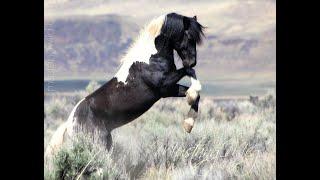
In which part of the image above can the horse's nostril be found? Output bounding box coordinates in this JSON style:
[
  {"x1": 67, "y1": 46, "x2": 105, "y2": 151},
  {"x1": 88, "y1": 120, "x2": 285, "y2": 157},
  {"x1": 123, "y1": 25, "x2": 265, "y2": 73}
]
[{"x1": 183, "y1": 61, "x2": 189, "y2": 67}]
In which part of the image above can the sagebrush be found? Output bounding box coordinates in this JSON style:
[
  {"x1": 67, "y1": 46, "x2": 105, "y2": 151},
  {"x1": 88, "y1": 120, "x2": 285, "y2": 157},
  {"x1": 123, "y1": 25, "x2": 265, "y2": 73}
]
[{"x1": 44, "y1": 85, "x2": 276, "y2": 180}]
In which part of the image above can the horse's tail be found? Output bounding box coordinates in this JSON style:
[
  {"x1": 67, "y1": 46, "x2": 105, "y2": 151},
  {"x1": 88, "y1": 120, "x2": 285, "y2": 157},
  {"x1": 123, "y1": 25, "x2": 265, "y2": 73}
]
[{"x1": 44, "y1": 98, "x2": 85, "y2": 165}]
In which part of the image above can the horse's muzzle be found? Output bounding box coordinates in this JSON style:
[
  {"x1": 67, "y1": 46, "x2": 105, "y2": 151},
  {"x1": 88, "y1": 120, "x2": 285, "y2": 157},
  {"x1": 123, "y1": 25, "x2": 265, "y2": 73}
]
[{"x1": 183, "y1": 59, "x2": 196, "y2": 68}]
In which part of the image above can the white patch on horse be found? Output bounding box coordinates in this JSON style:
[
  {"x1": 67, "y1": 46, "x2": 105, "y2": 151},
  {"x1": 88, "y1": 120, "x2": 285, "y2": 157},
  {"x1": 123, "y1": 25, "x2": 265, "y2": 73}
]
[
  {"x1": 190, "y1": 77, "x2": 202, "y2": 92},
  {"x1": 186, "y1": 77, "x2": 201, "y2": 104},
  {"x1": 65, "y1": 98, "x2": 85, "y2": 136},
  {"x1": 45, "y1": 98, "x2": 85, "y2": 158},
  {"x1": 114, "y1": 15, "x2": 166, "y2": 83}
]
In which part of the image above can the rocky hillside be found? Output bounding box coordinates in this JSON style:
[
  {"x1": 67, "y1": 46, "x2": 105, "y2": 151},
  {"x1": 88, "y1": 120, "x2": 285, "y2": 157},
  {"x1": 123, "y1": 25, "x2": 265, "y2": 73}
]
[
  {"x1": 44, "y1": 14, "x2": 139, "y2": 79},
  {"x1": 44, "y1": 0, "x2": 276, "y2": 83}
]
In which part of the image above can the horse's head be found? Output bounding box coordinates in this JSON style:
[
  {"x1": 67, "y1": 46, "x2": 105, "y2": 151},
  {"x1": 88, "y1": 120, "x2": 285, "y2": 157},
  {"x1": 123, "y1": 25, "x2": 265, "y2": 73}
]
[
  {"x1": 174, "y1": 15, "x2": 205, "y2": 68},
  {"x1": 157, "y1": 13, "x2": 205, "y2": 68}
]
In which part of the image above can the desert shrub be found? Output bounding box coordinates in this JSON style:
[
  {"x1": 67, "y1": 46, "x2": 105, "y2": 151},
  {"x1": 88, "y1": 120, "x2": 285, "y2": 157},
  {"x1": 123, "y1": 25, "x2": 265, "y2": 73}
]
[
  {"x1": 45, "y1": 96, "x2": 70, "y2": 119},
  {"x1": 44, "y1": 89, "x2": 276, "y2": 180},
  {"x1": 259, "y1": 93, "x2": 276, "y2": 110},
  {"x1": 237, "y1": 100, "x2": 258, "y2": 114},
  {"x1": 70, "y1": 91, "x2": 87, "y2": 104},
  {"x1": 249, "y1": 89, "x2": 276, "y2": 110},
  {"x1": 45, "y1": 133, "x2": 123, "y2": 180},
  {"x1": 199, "y1": 98, "x2": 215, "y2": 120},
  {"x1": 249, "y1": 96, "x2": 259, "y2": 105},
  {"x1": 85, "y1": 80, "x2": 101, "y2": 94},
  {"x1": 212, "y1": 101, "x2": 240, "y2": 122}
]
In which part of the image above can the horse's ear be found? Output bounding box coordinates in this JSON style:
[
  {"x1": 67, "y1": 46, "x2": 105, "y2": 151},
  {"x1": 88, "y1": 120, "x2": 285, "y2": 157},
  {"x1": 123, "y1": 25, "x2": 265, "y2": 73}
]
[
  {"x1": 183, "y1": 17, "x2": 190, "y2": 30},
  {"x1": 155, "y1": 34, "x2": 165, "y2": 51},
  {"x1": 193, "y1": 16, "x2": 197, "y2": 21}
]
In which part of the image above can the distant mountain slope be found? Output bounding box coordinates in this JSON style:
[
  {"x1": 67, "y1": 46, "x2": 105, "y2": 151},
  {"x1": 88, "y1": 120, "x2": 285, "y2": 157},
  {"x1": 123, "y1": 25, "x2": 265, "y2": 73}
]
[
  {"x1": 44, "y1": 14, "x2": 139, "y2": 79},
  {"x1": 44, "y1": 0, "x2": 275, "y2": 84}
]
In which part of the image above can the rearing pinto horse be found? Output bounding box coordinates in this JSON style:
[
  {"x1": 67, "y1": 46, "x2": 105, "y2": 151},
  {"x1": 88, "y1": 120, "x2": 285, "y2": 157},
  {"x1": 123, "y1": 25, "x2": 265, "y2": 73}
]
[{"x1": 45, "y1": 13, "x2": 205, "y2": 157}]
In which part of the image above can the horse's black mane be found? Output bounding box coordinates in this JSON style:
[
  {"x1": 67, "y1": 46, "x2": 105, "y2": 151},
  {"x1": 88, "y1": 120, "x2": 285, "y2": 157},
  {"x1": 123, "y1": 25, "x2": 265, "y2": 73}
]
[{"x1": 162, "y1": 13, "x2": 205, "y2": 44}]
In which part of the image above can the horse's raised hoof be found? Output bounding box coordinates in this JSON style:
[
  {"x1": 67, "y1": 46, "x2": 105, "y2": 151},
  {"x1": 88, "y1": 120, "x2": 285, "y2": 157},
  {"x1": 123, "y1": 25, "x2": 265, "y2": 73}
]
[
  {"x1": 186, "y1": 89, "x2": 199, "y2": 105},
  {"x1": 183, "y1": 117, "x2": 194, "y2": 133}
]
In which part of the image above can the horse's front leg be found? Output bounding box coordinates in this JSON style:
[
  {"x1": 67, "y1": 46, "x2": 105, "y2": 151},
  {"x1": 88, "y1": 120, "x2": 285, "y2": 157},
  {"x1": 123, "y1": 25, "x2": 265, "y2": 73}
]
[
  {"x1": 142, "y1": 67, "x2": 187, "y2": 88},
  {"x1": 161, "y1": 68, "x2": 188, "y2": 86},
  {"x1": 160, "y1": 84, "x2": 189, "y2": 98},
  {"x1": 160, "y1": 84, "x2": 200, "y2": 133},
  {"x1": 185, "y1": 68, "x2": 202, "y2": 105},
  {"x1": 184, "y1": 95, "x2": 200, "y2": 133}
]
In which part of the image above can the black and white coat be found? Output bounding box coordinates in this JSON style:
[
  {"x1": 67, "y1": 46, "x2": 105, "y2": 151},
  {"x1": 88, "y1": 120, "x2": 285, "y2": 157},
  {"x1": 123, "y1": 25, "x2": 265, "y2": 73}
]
[{"x1": 45, "y1": 13, "x2": 204, "y2": 157}]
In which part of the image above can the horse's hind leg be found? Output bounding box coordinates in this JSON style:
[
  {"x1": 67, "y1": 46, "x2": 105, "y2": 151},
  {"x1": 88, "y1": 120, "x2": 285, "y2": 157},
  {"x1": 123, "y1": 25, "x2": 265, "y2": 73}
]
[
  {"x1": 98, "y1": 131, "x2": 113, "y2": 151},
  {"x1": 106, "y1": 132, "x2": 113, "y2": 151}
]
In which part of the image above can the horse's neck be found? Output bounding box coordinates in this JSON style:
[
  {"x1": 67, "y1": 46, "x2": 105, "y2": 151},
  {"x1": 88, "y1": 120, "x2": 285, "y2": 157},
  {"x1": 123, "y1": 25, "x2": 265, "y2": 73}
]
[
  {"x1": 151, "y1": 50, "x2": 176, "y2": 72},
  {"x1": 124, "y1": 33, "x2": 157, "y2": 63},
  {"x1": 115, "y1": 33, "x2": 157, "y2": 83},
  {"x1": 158, "y1": 48, "x2": 174, "y2": 61}
]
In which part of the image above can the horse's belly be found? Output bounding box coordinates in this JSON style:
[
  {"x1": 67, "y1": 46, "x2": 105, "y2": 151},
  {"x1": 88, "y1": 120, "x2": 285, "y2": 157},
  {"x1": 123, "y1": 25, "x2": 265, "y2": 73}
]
[
  {"x1": 83, "y1": 77, "x2": 160, "y2": 130},
  {"x1": 105, "y1": 96, "x2": 158, "y2": 129}
]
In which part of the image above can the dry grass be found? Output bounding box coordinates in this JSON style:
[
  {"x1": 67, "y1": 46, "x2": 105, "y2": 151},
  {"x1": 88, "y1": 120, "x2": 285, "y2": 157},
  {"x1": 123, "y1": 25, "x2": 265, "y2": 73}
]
[{"x1": 44, "y1": 82, "x2": 275, "y2": 179}]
